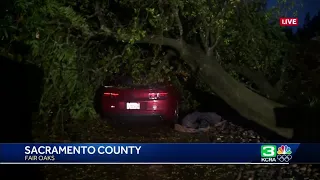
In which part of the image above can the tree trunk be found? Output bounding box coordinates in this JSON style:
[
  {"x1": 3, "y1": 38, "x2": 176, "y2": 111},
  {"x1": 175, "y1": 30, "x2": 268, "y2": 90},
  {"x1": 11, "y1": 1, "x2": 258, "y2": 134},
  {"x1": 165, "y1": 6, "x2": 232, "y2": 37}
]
[
  {"x1": 139, "y1": 36, "x2": 294, "y2": 138},
  {"x1": 183, "y1": 48, "x2": 293, "y2": 138}
]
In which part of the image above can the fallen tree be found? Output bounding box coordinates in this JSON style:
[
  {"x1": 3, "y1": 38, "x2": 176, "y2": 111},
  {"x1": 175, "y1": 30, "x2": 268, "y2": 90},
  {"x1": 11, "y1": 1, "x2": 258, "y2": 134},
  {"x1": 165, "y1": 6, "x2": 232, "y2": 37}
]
[
  {"x1": 126, "y1": 0, "x2": 295, "y2": 138},
  {"x1": 3, "y1": 0, "x2": 299, "y2": 137},
  {"x1": 136, "y1": 36, "x2": 293, "y2": 138}
]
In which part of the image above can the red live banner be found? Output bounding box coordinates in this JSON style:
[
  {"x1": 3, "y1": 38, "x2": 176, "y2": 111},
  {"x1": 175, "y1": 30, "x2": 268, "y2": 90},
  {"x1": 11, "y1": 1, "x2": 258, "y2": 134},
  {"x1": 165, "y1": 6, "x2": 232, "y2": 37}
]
[{"x1": 279, "y1": 18, "x2": 298, "y2": 27}]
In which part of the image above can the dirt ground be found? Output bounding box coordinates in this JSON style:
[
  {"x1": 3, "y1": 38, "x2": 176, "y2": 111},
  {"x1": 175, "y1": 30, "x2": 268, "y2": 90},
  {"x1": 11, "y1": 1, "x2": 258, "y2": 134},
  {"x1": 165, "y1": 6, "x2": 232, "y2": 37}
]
[{"x1": 35, "y1": 119, "x2": 320, "y2": 180}]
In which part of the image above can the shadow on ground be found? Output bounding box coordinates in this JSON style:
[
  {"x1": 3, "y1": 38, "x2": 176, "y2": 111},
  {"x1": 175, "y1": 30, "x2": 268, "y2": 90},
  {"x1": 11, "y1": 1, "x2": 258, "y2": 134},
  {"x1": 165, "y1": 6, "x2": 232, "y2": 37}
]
[
  {"x1": 0, "y1": 56, "x2": 44, "y2": 179},
  {"x1": 274, "y1": 106, "x2": 320, "y2": 142}
]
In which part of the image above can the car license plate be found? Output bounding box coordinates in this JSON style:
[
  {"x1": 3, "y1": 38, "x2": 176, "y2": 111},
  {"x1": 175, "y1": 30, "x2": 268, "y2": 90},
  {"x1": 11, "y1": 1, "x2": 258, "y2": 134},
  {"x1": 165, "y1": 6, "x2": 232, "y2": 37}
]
[{"x1": 126, "y1": 102, "x2": 140, "y2": 109}]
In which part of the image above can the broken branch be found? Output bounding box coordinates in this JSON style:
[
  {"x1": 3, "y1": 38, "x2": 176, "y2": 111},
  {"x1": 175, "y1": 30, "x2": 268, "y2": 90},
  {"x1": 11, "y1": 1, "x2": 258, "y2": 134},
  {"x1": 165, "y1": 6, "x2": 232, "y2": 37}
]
[
  {"x1": 95, "y1": 1, "x2": 111, "y2": 33},
  {"x1": 174, "y1": 8, "x2": 183, "y2": 37},
  {"x1": 207, "y1": 28, "x2": 220, "y2": 56}
]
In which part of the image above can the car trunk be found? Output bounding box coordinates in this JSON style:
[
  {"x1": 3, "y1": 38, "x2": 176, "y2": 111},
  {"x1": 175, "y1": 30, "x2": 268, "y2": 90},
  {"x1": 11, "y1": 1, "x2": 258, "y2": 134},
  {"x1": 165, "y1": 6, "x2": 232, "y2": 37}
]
[
  {"x1": 103, "y1": 85, "x2": 168, "y2": 102},
  {"x1": 102, "y1": 75, "x2": 171, "y2": 111}
]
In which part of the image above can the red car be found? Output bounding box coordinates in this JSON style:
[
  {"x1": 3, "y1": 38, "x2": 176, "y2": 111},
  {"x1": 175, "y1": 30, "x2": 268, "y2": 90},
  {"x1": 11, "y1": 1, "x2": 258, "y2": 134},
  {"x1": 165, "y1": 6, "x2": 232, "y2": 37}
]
[{"x1": 96, "y1": 76, "x2": 180, "y2": 125}]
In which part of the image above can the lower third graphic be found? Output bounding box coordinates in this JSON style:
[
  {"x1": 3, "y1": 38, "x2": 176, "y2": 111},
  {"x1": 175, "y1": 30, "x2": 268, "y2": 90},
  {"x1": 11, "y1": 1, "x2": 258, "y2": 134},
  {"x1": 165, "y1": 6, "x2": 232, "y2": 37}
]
[
  {"x1": 261, "y1": 145, "x2": 292, "y2": 163},
  {"x1": 276, "y1": 145, "x2": 292, "y2": 162}
]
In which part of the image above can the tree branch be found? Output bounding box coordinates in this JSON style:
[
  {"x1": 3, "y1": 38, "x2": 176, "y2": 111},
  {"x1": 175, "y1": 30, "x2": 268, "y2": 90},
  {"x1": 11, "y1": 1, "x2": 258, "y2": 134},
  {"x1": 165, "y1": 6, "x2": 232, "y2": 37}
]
[
  {"x1": 204, "y1": 0, "x2": 224, "y2": 56},
  {"x1": 95, "y1": 1, "x2": 111, "y2": 34},
  {"x1": 275, "y1": 54, "x2": 290, "y2": 92},
  {"x1": 209, "y1": 29, "x2": 214, "y2": 47},
  {"x1": 207, "y1": 28, "x2": 220, "y2": 56},
  {"x1": 136, "y1": 35, "x2": 184, "y2": 51},
  {"x1": 275, "y1": 66, "x2": 288, "y2": 92},
  {"x1": 135, "y1": 35, "x2": 200, "y2": 71},
  {"x1": 173, "y1": 7, "x2": 183, "y2": 45},
  {"x1": 199, "y1": 27, "x2": 209, "y2": 53}
]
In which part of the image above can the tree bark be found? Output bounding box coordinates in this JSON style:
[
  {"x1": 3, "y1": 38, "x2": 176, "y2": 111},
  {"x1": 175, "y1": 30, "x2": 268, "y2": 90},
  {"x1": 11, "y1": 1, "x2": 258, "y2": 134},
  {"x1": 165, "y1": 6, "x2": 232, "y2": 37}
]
[{"x1": 139, "y1": 36, "x2": 294, "y2": 138}]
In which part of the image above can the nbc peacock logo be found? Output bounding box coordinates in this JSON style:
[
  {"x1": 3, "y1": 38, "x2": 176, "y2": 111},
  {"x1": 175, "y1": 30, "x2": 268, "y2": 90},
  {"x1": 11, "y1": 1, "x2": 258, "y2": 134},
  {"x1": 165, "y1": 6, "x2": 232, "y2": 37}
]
[{"x1": 276, "y1": 145, "x2": 292, "y2": 162}]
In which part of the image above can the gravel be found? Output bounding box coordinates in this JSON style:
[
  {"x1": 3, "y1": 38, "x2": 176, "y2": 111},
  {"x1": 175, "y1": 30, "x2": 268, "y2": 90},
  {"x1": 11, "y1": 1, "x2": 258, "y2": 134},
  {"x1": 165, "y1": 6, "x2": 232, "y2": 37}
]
[{"x1": 208, "y1": 121, "x2": 320, "y2": 180}]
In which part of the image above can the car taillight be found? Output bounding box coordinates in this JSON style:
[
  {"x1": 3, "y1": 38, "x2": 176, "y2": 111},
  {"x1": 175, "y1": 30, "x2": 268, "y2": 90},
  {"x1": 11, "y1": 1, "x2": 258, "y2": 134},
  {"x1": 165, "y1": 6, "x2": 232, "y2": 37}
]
[
  {"x1": 149, "y1": 92, "x2": 168, "y2": 100},
  {"x1": 103, "y1": 92, "x2": 119, "y2": 97}
]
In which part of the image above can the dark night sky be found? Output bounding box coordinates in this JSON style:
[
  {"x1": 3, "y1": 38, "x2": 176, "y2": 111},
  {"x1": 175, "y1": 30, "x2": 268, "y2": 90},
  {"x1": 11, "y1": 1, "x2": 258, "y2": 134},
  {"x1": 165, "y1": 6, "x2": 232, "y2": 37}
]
[{"x1": 267, "y1": 0, "x2": 320, "y2": 28}]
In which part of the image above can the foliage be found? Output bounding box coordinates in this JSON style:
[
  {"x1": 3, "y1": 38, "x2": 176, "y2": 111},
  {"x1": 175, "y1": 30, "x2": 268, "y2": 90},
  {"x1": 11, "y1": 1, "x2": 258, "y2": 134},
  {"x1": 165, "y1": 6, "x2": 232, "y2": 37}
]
[
  {"x1": 280, "y1": 11, "x2": 320, "y2": 106},
  {"x1": 219, "y1": 0, "x2": 300, "y2": 87},
  {"x1": 1, "y1": 0, "x2": 303, "y2": 133},
  {"x1": 297, "y1": 10, "x2": 320, "y2": 41}
]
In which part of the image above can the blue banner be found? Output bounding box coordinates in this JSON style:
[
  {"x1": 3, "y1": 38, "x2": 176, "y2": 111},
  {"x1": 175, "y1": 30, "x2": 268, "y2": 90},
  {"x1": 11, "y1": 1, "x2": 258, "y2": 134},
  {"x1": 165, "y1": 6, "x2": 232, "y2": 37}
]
[{"x1": 0, "y1": 143, "x2": 315, "y2": 164}]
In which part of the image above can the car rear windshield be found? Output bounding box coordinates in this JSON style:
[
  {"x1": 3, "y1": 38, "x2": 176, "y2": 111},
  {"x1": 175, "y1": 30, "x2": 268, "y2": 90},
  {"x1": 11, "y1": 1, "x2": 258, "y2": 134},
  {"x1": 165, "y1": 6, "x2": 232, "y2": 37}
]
[{"x1": 107, "y1": 76, "x2": 166, "y2": 89}]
